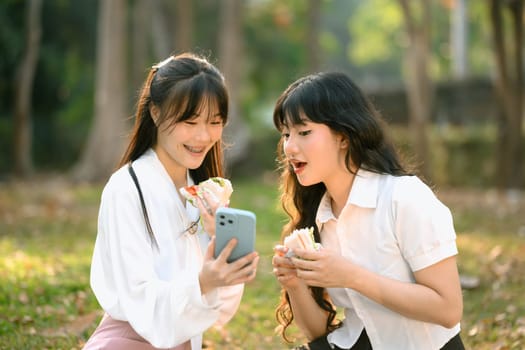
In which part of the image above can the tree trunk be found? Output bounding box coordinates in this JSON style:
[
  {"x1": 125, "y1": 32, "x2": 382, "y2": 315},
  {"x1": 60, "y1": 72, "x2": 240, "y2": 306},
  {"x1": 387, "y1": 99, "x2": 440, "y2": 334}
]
[
  {"x1": 306, "y1": 0, "x2": 321, "y2": 73},
  {"x1": 398, "y1": 0, "x2": 433, "y2": 181},
  {"x1": 175, "y1": 0, "x2": 193, "y2": 53},
  {"x1": 131, "y1": 0, "x2": 152, "y2": 93},
  {"x1": 218, "y1": 0, "x2": 249, "y2": 170},
  {"x1": 72, "y1": 0, "x2": 128, "y2": 182},
  {"x1": 151, "y1": 0, "x2": 171, "y2": 59},
  {"x1": 13, "y1": 0, "x2": 42, "y2": 177},
  {"x1": 450, "y1": 0, "x2": 468, "y2": 79},
  {"x1": 489, "y1": 0, "x2": 524, "y2": 190}
]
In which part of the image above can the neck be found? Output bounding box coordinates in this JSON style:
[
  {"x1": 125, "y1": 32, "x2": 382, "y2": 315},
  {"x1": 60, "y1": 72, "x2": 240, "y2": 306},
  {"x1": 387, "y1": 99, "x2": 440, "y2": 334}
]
[
  {"x1": 325, "y1": 171, "x2": 356, "y2": 218},
  {"x1": 153, "y1": 146, "x2": 188, "y2": 188}
]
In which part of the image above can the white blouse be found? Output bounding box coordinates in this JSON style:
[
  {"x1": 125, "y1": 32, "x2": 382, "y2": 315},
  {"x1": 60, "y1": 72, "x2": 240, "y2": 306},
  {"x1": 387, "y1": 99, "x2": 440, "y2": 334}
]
[
  {"x1": 317, "y1": 169, "x2": 460, "y2": 350},
  {"x1": 90, "y1": 149, "x2": 244, "y2": 349}
]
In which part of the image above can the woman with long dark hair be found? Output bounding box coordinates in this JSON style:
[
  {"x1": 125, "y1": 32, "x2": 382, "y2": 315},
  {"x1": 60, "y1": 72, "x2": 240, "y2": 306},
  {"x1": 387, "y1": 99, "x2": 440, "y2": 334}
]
[
  {"x1": 272, "y1": 72, "x2": 464, "y2": 350},
  {"x1": 83, "y1": 53, "x2": 259, "y2": 350}
]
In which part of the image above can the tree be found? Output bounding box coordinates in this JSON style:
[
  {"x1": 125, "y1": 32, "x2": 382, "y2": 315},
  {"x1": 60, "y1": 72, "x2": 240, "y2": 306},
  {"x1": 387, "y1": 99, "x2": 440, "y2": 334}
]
[
  {"x1": 174, "y1": 0, "x2": 193, "y2": 53},
  {"x1": 131, "y1": 0, "x2": 152, "y2": 93},
  {"x1": 218, "y1": 0, "x2": 250, "y2": 168},
  {"x1": 151, "y1": 0, "x2": 171, "y2": 60},
  {"x1": 489, "y1": 0, "x2": 524, "y2": 190},
  {"x1": 72, "y1": 0, "x2": 128, "y2": 182},
  {"x1": 13, "y1": 0, "x2": 42, "y2": 177},
  {"x1": 450, "y1": 0, "x2": 468, "y2": 79},
  {"x1": 398, "y1": 0, "x2": 433, "y2": 180},
  {"x1": 306, "y1": 0, "x2": 321, "y2": 73}
]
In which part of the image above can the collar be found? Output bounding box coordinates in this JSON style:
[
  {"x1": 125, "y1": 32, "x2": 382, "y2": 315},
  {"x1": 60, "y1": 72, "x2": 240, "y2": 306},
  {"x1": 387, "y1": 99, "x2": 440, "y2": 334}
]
[
  {"x1": 347, "y1": 168, "x2": 380, "y2": 209},
  {"x1": 316, "y1": 168, "x2": 380, "y2": 226}
]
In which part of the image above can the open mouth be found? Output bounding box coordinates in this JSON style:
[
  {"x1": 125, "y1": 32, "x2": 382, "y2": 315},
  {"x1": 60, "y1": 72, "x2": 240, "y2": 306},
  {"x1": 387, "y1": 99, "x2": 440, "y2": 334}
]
[{"x1": 290, "y1": 160, "x2": 306, "y2": 172}]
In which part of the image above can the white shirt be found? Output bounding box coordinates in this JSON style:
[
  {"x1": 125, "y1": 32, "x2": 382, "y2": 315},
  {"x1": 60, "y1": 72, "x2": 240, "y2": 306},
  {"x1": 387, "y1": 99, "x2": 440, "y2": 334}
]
[
  {"x1": 90, "y1": 149, "x2": 244, "y2": 349},
  {"x1": 317, "y1": 169, "x2": 460, "y2": 350}
]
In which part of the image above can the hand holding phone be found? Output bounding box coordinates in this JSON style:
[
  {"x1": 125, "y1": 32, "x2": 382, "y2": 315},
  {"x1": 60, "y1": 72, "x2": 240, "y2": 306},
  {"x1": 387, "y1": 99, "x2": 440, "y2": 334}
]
[{"x1": 214, "y1": 207, "x2": 256, "y2": 263}]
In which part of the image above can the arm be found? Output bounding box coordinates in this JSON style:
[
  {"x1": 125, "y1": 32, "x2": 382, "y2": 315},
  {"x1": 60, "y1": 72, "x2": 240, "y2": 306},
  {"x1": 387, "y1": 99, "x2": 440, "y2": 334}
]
[{"x1": 292, "y1": 250, "x2": 462, "y2": 328}]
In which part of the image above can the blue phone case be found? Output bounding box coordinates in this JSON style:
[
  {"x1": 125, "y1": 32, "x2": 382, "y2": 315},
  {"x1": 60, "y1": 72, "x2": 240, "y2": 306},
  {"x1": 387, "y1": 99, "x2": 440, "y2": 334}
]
[{"x1": 214, "y1": 207, "x2": 256, "y2": 262}]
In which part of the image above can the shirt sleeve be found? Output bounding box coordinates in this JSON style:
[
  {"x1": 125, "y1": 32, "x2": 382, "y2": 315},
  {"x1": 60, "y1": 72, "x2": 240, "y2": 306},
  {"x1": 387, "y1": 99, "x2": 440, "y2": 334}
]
[
  {"x1": 215, "y1": 284, "x2": 244, "y2": 326},
  {"x1": 392, "y1": 176, "x2": 458, "y2": 272},
  {"x1": 90, "y1": 174, "x2": 222, "y2": 348}
]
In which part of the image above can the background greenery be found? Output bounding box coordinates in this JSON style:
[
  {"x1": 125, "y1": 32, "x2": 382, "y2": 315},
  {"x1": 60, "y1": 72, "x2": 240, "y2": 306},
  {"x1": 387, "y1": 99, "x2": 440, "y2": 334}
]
[{"x1": 0, "y1": 0, "x2": 502, "y2": 185}]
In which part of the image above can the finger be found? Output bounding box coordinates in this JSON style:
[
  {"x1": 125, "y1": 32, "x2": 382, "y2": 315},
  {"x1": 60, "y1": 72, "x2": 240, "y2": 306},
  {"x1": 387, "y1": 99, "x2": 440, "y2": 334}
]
[
  {"x1": 231, "y1": 251, "x2": 259, "y2": 271},
  {"x1": 291, "y1": 257, "x2": 315, "y2": 270},
  {"x1": 247, "y1": 255, "x2": 260, "y2": 276},
  {"x1": 204, "y1": 236, "x2": 216, "y2": 260},
  {"x1": 217, "y1": 237, "x2": 238, "y2": 262},
  {"x1": 195, "y1": 196, "x2": 213, "y2": 217},
  {"x1": 232, "y1": 254, "x2": 258, "y2": 276},
  {"x1": 292, "y1": 248, "x2": 320, "y2": 261},
  {"x1": 272, "y1": 255, "x2": 294, "y2": 268},
  {"x1": 228, "y1": 258, "x2": 259, "y2": 285},
  {"x1": 230, "y1": 271, "x2": 256, "y2": 285},
  {"x1": 273, "y1": 266, "x2": 296, "y2": 277},
  {"x1": 200, "y1": 190, "x2": 220, "y2": 214},
  {"x1": 241, "y1": 256, "x2": 259, "y2": 280},
  {"x1": 277, "y1": 274, "x2": 296, "y2": 282},
  {"x1": 273, "y1": 244, "x2": 288, "y2": 257}
]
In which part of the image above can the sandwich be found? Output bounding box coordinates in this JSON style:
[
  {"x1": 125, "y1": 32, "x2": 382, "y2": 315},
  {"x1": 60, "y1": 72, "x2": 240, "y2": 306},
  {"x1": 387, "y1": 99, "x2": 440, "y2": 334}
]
[
  {"x1": 180, "y1": 177, "x2": 233, "y2": 208},
  {"x1": 283, "y1": 226, "x2": 321, "y2": 258}
]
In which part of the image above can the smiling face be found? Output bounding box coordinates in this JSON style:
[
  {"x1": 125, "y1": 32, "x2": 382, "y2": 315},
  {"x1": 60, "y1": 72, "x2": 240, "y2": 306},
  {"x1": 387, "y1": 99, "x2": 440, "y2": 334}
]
[
  {"x1": 152, "y1": 98, "x2": 224, "y2": 183},
  {"x1": 281, "y1": 115, "x2": 349, "y2": 187}
]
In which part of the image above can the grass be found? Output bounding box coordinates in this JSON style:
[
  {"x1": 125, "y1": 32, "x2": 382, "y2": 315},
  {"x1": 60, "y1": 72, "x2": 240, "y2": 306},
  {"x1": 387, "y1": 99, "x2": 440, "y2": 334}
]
[{"x1": 0, "y1": 175, "x2": 524, "y2": 349}]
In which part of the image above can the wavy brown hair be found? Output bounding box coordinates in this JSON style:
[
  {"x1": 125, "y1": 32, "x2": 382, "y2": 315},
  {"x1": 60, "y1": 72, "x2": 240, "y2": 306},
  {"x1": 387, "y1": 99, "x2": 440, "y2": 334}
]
[{"x1": 273, "y1": 72, "x2": 409, "y2": 342}]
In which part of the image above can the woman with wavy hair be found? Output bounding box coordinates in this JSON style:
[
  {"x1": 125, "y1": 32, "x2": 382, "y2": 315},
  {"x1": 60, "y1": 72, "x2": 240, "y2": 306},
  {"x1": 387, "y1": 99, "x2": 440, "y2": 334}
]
[{"x1": 272, "y1": 72, "x2": 464, "y2": 350}]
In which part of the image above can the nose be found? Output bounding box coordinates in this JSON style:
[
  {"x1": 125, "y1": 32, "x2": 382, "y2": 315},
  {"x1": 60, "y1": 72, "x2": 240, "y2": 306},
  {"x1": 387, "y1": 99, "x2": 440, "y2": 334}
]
[
  {"x1": 283, "y1": 135, "x2": 297, "y2": 157},
  {"x1": 195, "y1": 123, "x2": 212, "y2": 142}
]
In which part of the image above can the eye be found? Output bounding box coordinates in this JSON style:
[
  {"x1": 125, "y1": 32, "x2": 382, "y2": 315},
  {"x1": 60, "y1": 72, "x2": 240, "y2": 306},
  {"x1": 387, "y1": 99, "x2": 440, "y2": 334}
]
[
  {"x1": 184, "y1": 120, "x2": 197, "y2": 125},
  {"x1": 209, "y1": 118, "x2": 223, "y2": 126},
  {"x1": 299, "y1": 130, "x2": 311, "y2": 136},
  {"x1": 281, "y1": 132, "x2": 290, "y2": 139}
]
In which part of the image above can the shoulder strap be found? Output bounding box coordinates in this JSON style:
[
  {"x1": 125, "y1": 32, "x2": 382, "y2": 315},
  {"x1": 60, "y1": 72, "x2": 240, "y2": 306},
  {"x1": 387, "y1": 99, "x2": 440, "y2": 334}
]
[{"x1": 127, "y1": 162, "x2": 159, "y2": 249}]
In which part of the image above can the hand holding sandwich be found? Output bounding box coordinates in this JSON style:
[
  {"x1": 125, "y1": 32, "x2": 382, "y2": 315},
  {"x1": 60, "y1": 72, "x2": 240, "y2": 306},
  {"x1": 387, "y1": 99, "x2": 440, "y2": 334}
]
[
  {"x1": 273, "y1": 227, "x2": 321, "y2": 290},
  {"x1": 287, "y1": 247, "x2": 353, "y2": 289},
  {"x1": 180, "y1": 177, "x2": 233, "y2": 236},
  {"x1": 273, "y1": 227, "x2": 351, "y2": 289}
]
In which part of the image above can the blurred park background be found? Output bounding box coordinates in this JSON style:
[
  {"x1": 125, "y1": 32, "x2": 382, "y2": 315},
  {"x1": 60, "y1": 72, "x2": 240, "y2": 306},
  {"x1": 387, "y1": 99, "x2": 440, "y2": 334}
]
[{"x1": 1, "y1": 0, "x2": 524, "y2": 349}]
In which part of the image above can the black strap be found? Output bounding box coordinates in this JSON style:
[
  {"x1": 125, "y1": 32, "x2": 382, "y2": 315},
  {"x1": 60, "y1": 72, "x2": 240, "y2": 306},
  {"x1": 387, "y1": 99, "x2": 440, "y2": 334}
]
[{"x1": 128, "y1": 162, "x2": 159, "y2": 249}]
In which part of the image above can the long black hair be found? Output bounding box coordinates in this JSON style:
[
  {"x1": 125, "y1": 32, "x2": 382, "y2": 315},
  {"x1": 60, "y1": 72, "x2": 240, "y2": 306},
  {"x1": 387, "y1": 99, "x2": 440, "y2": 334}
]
[
  {"x1": 273, "y1": 72, "x2": 409, "y2": 341},
  {"x1": 119, "y1": 52, "x2": 229, "y2": 183}
]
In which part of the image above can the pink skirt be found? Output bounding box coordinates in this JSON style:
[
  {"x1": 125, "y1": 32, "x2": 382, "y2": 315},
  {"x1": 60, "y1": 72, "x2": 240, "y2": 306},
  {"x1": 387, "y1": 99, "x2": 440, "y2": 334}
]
[{"x1": 82, "y1": 314, "x2": 190, "y2": 350}]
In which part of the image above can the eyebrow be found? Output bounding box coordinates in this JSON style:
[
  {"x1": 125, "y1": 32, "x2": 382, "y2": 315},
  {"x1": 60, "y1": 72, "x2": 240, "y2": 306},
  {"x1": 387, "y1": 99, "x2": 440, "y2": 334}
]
[{"x1": 193, "y1": 112, "x2": 222, "y2": 117}]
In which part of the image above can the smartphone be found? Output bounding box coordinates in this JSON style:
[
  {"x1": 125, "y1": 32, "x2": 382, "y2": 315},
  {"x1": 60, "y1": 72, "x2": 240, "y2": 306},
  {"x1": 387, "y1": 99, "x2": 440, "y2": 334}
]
[{"x1": 214, "y1": 207, "x2": 256, "y2": 263}]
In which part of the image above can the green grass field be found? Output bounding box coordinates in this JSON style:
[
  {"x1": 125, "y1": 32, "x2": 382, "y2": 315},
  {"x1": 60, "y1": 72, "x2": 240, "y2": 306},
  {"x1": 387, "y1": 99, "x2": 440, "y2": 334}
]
[{"x1": 1, "y1": 175, "x2": 524, "y2": 349}]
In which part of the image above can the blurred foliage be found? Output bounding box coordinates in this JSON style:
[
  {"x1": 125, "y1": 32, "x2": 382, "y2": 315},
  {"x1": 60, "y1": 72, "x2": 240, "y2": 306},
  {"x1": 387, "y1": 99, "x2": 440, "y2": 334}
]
[
  {"x1": 0, "y1": 0, "x2": 97, "y2": 172},
  {"x1": 231, "y1": 124, "x2": 498, "y2": 188},
  {"x1": 0, "y1": 0, "x2": 503, "y2": 185}
]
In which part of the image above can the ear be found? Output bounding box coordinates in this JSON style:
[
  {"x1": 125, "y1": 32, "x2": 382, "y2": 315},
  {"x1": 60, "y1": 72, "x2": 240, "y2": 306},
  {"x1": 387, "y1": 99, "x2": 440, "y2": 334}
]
[
  {"x1": 149, "y1": 103, "x2": 160, "y2": 126},
  {"x1": 339, "y1": 136, "x2": 349, "y2": 149}
]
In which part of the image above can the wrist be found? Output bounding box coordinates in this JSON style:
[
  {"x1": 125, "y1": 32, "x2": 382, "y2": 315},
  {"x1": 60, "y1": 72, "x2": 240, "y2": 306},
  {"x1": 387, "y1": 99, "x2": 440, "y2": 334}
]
[
  {"x1": 198, "y1": 272, "x2": 212, "y2": 295},
  {"x1": 285, "y1": 281, "x2": 310, "y2": 295}
]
